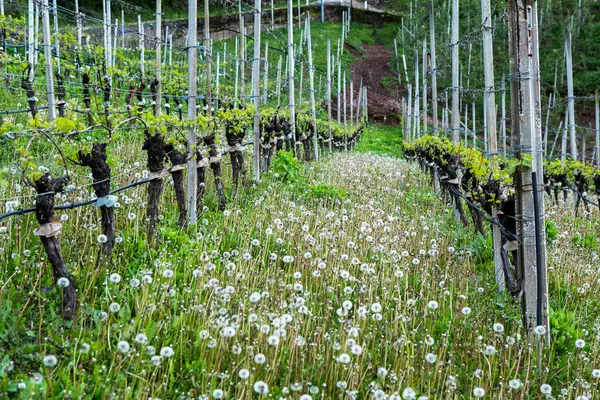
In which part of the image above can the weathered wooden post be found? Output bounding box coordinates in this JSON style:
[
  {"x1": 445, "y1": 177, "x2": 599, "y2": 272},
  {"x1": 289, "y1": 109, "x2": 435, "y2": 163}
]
[
  {"x1": 287, "y1": 0, "x2": 297, "y2": 154},
  {"x1": 205, "y1": 0, "x2": 212, "y2": 112},
  {"x1": 429, "y1": 0, "x2": 438, "y2": 134},
  {"x1": 252, "y1": 0, "x2": 262, "y2": 180},
  {"x1": 481, "y1": 0, "x2": 503, "y2": 290},
  {"x1": 450, "y1": 0, "x2": 459, "y2": 144},
  {"x1": 596, "y1": 90, "x2": 599, "y2": 169},
  {"x1": 306, "y1": 13, "x2": 319, "y2": 160},
  {"x1": 155, "y1": 0, "x2": 162, "y2": 116},
  {"x1": 42, "y1": 0, "x2": 55, "y2": 121},
  {"x1": 239, "y1": 0, "x2": 246, "y2": 104},
  {"x1": 507, "y1": 0, "x2": 548, "y2": 340},
  {"x1": 263, "y1": 40, "x2": 269, "y2": 105},
  {"x1": 565, "y1": 29, "x2": 577, "y2": 160},
  {"x1": 422, "y1": 38, "x2": 428, "y2": 135},
  {"x1": 187, "y1": 0, "x2": 198, "y2": 225},
  {"x1": 327, "y1": 39, "x2": 333, "y2": 151}
]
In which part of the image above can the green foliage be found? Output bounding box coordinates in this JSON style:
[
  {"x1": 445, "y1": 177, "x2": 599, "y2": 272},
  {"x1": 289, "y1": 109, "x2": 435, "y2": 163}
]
[
  {"x1": 545, "y1": 219, "x2": 559, "y2": 243},
  {"x1": 271, "y1": 151, "x2": 301, "y2": 182},
  {"x1": 354, "y1": 125, "x2": 403, "y2": 158},
  {"x1": 307, "y1": 183, "x2": 347, "y2": 200}
]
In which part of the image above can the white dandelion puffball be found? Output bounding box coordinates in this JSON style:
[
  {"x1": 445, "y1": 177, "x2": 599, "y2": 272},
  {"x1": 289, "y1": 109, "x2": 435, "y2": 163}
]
[
  {"x1": 592, "y1": 369, "x2": 600, "y2": 379},
  {"x1": 135, "y1": 333, "x2": 148, "y2": 345},
  {"x1": 509, "y1": 379, "x2": 523, "y2": 389},
  {"x1": 402, "y1": 387, "x2": 416, "y2": 400},
  {"x1": 337, "y1": 353, "x2": 351, "y2": 363},
  {"x1": 212, "y1": 389, "x2": 224, "y2": 399},
  {"x1": 254, "y1": 353, "x2": 266, "y2": 364},
  {"x1": 57, "y1": 277, "x2": 70, "y2": 288},
  {"x1": 117, "y1": 341, "x2": 130, "y2": 354},
  {"x1": 43, "y1": 355, "x2": 58, "y2": 367},
  {"x1": 109, "y1": 273, "x2": 121, "y2": 284},
  {"x1": 425, "y1": 353, "x2": 438, "y2": 364},
  {"x1": 575, "y1": 339, "x2": 586, "y2": 349},
  {"x1": 160, "y1": 346, "x2": 174, "y2": 358},
  {"x1": 473, "y1": 387, "x2": 485, "y2": 397},
  {"x1": 534, "y1": 325, "x2": 547, "y2": 335},
  {"x1": 493, "y1": 323, "x2": 505, "y2": 333},
  {"x1": 462, "y1": 307, "x2": 472, "y2": 315},
  {"x1": 109, "y1": 302, "x2": 121, "y2": 313},
  {"x1": 253, "y1": 380, "x2": 269, "y2": 395},
  {"x1": 238, "y1": 369, "x2": 250, "y2": 379},
  {"x1": 540, "y1": 384, "x2": 552, "y2": 395},
  {"x1": 427, "y1": 300, "x2": 439, "y2": 310}
]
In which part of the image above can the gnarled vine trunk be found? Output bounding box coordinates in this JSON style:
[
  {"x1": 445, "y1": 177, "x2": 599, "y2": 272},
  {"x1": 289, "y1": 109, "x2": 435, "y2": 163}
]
[{"x1": 34, "y1": 173, "x2": 77, "y2": 320}]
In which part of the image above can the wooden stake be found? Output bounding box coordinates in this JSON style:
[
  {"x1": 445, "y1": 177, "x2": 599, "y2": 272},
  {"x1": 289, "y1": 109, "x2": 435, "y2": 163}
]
[
  {"x1": 481, "y1": 0, "x2": 502, "y2": 290},
  {"x1": 429, "y1": 0, "x2": 438, "y2": 134},
  {"x1": 205, "y1": 0, "x2": 212, "y2": 113},
  {"x1": 565, "y1": 29, "x2": 577, "y2": 160},
  {"x1": 287, "y1": 0, "x2": 297, "y2": 152},
  {"x1": 252, "y1": 0, "x2": 262, "y2": 180},
  {"x1": 239, "y1": 0, "x2": 246, "y2": 104},
  {"x1": 306, "y1": 13, "x2": 318, "y2": 160},
  {"x1": 450, "y1": 0, "x2": 460, "y2": 144},
  {"x1": 263, "y1": 40, "x2": 269, "y2": 105},
  {"x1": 327, "y1": 39, "x2": 332, "y2": 151},
  {"x1": 508, "y1": 0, "x2": 548, "y2": 337},
  {"x1": 187, "y1": 0, "x2": 198, "y2": 225},
  {"x1": 155, "y1": 0, "x2": 161, "y2": 116},
  {"x1": 422, "y1": 38, "x2": 427, "y2": 135},
  {"x1": 276, "y1": 55, "x2": 282, "y2": 107},
  {"x1": 41, "y1": 0, "x2": 55, "y2": 121}
]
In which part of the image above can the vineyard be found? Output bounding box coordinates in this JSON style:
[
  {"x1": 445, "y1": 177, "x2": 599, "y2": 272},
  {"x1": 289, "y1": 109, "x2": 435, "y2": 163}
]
[{"x1": 0, "y1": 0, "x2": 600, "y2": 398}]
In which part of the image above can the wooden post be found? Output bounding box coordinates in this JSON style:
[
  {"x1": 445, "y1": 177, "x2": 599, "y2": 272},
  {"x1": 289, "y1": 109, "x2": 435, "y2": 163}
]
[
  {"x1": 263, "y1": 40, "x2": 269, "y2": 105},
  {"x1": 450, "y1": 0, "x2": 460, "y2": 144},
  {"x1": 276, "y1": 55, "x2": 282, "y2": 107},
  {"x1": 422, "y1": 38, "x2": 427, "y2": 135},
  {"x1": 28, "y1": 0, "x2": 35, "y2": 67},
  {"x1": 502, "y1": 73, "x2": 507, "y2": 157},
  {"x1": 472, "y1": 101, "x2": 476, "y2": 147},
  {"x1": 306, "y1": 13, "x2": 318, "y2": 160},
  {"x1": 394, "y1": 39, "x2": 402, "y2": 98},
  {"x1": 561, "y1": 106, "x2": 568, "y2": 163},
  {"x1": 187, "y1": 0, "x2": 198, "y2": 225},
  {"x1": 287, "y1": 0, "x2": 297, "y2": 153},
  {"x1": 138, "y1": 15, "x2": 144, "y2": 76},
  {"x1": 507, "y1": 0, "x2": 548, "y2": 337},
  {"x1": 464, "y1": 103, "x2": 468, "y2": 145},
  {"x1": 343, "y1": 72, "x2": 347, "y2": 150},
  {"x1": 252, "y1": 0, "x2": 262, "y2": 180},
  {"x1": 596, "y1": 90, "x2": 599, "y2": 169},
  {"x1": 350, "y1": 79, "x2": 354, "y2": 127},
  {"x1": 75, "y1": 0, "x2": 82, "y2": 51},
  {"x1": 205, "y1": 0, "x2": 212, "y2": 113},
  {"x1": 239, "y1": 0, "x2": 246, "y2": 104},
  {"x1": 155, "y1": 0, "x2": 161, "y2": 116},
  {"x1": 327, "y1": 39, "x2": 332, "y2": 151},
  {"x1": 216, "y1": 52, "x2": 220, "y2": 102},
  {"x1": 121, "y1": 8, "x2": 125, "y2": 48},
  {"x1": 105, "y1": 0, "x2": 110, "y2": 67},
  {"x1": 429, "y1": 0, "x2": 439, "y2": 134},
  {"x1": 482, "y1": 0, "x2": 503, "y2": 290},
  {"x1": 42, "y1": 0, "x2": 55, "y2": 121},
  {"x1": 234, "y1": 37, "x2": 239, "y2": 106},
  {"x1": 543, "y1": 93, "x2": 552, "y2": 157},
  {"x1": 163, "y1": 26, "x2": 169, "y2": 66},
  {"x1": 337, "y1": 45, "x2": 341, "y2": 123},
  {"x1": 414, "y1": 55, "x2": 420, "y2": 139},
  {"x1": 406, "y1": 83, "x2": 412, "y2": 140},
  {"x1": 565, "y1": 29, "x2": 577, "y2": 160}
]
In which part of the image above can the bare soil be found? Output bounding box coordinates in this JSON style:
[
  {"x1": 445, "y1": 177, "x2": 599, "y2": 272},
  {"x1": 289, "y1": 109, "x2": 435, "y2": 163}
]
[{"x1": 334, "y1": 42, "x2": 402, "y2": 125}]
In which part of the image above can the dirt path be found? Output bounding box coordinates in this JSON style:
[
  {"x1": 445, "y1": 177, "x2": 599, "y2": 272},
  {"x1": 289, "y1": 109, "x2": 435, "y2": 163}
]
[{"x1": 348, "y1": 43, "x2": 402, "y2": 124}]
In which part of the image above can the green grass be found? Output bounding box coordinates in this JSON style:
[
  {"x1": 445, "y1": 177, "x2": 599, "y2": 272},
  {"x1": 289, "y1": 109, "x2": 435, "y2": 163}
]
[{"x1": 354, "y1": 124, "x2": 404, "y2": 157}]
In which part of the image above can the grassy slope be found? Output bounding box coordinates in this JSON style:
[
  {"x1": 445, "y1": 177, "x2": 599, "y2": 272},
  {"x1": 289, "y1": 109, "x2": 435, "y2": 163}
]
[{"x1": 2, "y1": 127, "x2": 599, "y2": 397}]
